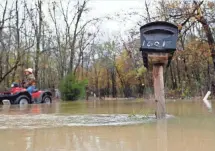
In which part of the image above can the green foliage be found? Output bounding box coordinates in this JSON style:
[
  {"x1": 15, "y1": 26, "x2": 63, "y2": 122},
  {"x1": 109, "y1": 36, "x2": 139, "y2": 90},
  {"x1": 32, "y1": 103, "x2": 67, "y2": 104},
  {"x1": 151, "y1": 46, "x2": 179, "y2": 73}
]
[
  {"x1": 136, "y1": 66, "x2": 147, "y2": 78},
  {"x1": 59, "y1": 72, "x2": 88, "y2": 101}
]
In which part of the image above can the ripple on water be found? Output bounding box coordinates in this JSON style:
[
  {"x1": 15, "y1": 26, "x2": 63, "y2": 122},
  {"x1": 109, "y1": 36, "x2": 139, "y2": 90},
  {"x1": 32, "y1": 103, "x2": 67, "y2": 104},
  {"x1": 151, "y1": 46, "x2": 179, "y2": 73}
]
[{"x1": 0, "y1": 114, "x2": 174, "y2": 129}]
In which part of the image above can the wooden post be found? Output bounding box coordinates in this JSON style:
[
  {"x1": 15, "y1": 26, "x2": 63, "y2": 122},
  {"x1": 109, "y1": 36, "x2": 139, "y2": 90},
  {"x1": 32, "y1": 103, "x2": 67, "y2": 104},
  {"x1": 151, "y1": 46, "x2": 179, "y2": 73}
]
[
  {"x1": 153, "y1": 63, "x2": 166, "y2": 119},
  {"x1": 140, "y1": 21, "x2": 178, "y2": 118}
]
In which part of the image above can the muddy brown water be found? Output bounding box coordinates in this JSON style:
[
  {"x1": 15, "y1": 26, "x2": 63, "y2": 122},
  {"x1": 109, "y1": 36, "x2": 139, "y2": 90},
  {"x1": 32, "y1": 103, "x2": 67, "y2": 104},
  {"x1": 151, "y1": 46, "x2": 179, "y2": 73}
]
[{"x1": 0, "y1": 99, "x2": 215, "y2": 151}]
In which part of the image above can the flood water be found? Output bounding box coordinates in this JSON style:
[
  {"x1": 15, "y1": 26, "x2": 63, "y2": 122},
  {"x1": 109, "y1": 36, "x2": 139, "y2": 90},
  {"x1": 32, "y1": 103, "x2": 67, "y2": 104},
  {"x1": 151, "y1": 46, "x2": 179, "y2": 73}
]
[{"x1": 0, "y1": 99, "x2": 215, "y2": 151}]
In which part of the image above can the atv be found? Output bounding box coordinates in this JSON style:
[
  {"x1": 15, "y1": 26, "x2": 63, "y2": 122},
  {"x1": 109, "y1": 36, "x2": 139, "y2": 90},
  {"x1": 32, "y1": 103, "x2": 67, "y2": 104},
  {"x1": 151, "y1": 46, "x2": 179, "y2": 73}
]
[{"x1": 0, "y1": 83, "x2": 52, "y2": 106}]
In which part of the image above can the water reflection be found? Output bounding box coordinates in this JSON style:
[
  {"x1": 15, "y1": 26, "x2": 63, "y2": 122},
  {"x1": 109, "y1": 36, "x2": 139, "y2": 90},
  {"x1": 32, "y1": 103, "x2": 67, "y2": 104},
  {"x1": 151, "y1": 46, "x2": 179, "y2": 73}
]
[
  {"x1": 0, "y1": 100, "x2": 215, "y2": 151},
  {"x1": 157, "y1": 119, "x2": 167, "y2": 151},
  {"x1": 1, "y1": 120, "x2": 215, "y2": 151},
  {"x1": 0, "y1": 103, "x2": 60, "y2": 115}
]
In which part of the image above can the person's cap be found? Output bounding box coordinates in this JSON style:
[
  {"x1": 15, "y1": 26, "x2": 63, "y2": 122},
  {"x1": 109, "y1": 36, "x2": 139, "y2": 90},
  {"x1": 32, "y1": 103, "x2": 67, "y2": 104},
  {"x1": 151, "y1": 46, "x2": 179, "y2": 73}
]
[{"x1": 24, "y1": 68, "x2": 33, "y2": 73}]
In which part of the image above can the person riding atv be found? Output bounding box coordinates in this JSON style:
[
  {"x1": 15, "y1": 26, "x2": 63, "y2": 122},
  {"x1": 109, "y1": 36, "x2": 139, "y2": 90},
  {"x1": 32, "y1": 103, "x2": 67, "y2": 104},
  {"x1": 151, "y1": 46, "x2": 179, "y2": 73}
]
[
  {"x1": 23, "y1": 68, "x2": 36, "y2": 94},
  {"x1": 0, "y1": 69, "x2": 52, "y2": 105},
  {"x1": 0, "y1": 81, "x2": 52, "y2": 105}
]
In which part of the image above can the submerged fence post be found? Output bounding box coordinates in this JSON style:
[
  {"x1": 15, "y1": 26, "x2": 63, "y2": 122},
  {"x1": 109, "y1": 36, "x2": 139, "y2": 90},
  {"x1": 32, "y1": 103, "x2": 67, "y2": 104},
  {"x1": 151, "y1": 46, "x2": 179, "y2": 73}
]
[
  {"x1": 153, "y1": 64, "x2": 166, "y2": 119},
  {"x1": 203, "y1": 91, "x2": 212, "y2": 111}
]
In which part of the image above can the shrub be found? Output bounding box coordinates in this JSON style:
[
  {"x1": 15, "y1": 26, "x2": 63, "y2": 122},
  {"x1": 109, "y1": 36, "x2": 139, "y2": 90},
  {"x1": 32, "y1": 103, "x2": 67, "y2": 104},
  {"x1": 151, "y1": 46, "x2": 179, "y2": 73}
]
[{"x1": 59, "y1": 73, "x2": 88, "y2": 101}]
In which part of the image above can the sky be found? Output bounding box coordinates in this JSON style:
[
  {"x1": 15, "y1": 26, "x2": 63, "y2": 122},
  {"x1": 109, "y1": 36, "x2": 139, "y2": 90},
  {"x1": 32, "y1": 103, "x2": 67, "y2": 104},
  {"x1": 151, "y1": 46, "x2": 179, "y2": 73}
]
[
  {"x1": 41, "y1": 0, "x2": 153, "y2": 41},
  {"x1": 0, "y1": 0, "x2": 158, "y2": 41},
  {"x1": 86, "y1": 0, "x2": 154, "y2": 38}
]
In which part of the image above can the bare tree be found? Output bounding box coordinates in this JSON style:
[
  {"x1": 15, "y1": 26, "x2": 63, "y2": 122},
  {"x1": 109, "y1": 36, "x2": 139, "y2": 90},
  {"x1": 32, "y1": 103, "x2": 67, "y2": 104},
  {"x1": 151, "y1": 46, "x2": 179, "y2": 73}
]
[
  {"x1": 0, "y1": 0, "x2": 23, "y2": 84},
  {"x1": 25, "y1": 0, "x2": 43, "y2": 82},
  {"x1": 74, "y1": 27, "x2": 100, "y2": 75}
]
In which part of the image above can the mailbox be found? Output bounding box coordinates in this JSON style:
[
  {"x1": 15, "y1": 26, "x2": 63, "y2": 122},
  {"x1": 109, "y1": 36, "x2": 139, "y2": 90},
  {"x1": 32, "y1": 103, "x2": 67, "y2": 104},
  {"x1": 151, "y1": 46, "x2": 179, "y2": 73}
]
[
  {"x1": 140, "y1": 21, "x2": 178, "y2": 53},
  {"x1": 139, "y1": 21, "x2": 179, "y2": 67}
]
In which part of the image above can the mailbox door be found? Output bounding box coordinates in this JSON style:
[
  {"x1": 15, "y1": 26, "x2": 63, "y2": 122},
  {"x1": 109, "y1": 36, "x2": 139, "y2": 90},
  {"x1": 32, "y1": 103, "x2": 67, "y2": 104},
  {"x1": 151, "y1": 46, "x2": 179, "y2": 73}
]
[{"x1": 140, "y1": 21, "x2": 178, "y2": 53}]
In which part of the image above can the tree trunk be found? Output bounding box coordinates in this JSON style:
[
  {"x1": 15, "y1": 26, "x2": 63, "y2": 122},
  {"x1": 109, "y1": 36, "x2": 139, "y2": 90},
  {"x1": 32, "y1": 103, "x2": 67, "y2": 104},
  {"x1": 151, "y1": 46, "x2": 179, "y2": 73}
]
[
  {"x1": 0, "y1": 1, "x2": 8, "y2": 82},
  {"x1": 207, "y1": 60, "x2": 211, "y2": 90},
  {"x1": 35, "y1": 0, "x2": 42, "y2": 82},
  {"x1": 106, "y1": 68, "x2": 110, "y2": 97},
  {"x1": 5, "y1": 54, "x2": 9, "y2": 86},
  {"x1": 183, "y1": 57, "x2": 190, "y2": 84},
  {"x1": 95, "y1": 76, "x2": 99, "y2": 97},
  {"x1": 69, "y1": 1, "x2": 86, "y2": 73},
  {"x1": 111, "y1": 67, "x2": 117, "y2": 98},
  {"x1": 115, "y1": 65, "x2": 126, "y2": 96},
  {"x1": 0, "y1": 56, "x2": 2, "y2": 80},
  {"x1": 123, "y1": 84, "x2": 132, "y2": 98},
  {"x1": 81, "y1": 53, "x2": 84, "y2": 79},
  {"x1": 196, "y1": 12, "x2": 215, "y2": 72},
  {"x1": 176, "y1": 58, "x2": 181, "y2": 84},
  {"x1": 137, "y1": 78, "x2": 144, "y2": 97},
  {"x1": 170, "y1": 63, "x2": 177, "y2": 89}
]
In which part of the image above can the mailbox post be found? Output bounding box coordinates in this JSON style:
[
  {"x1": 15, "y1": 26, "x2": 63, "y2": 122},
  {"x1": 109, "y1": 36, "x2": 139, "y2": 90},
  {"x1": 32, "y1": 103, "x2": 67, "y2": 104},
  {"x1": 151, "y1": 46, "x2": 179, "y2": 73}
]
[{"x1": 139, "y1": 21, "x2": 178, "y2": 119}]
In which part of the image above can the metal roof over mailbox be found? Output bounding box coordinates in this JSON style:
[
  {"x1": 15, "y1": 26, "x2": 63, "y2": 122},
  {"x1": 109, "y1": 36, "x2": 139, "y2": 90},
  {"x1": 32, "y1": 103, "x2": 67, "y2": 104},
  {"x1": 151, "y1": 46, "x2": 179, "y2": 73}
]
[{"x1": 140, "y1": 21, "x2": 178, "y2": 53}]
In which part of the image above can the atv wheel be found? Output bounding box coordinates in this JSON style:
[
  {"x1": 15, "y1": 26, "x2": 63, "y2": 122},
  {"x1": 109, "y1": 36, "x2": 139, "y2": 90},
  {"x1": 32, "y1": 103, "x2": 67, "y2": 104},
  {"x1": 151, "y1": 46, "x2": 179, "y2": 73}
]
[
  {"x1": 15, "y1": 95, "x2": 30, "y2": 106},
  {"x1": 42, "y1": 95, "x2": 52, "y2": 104}
]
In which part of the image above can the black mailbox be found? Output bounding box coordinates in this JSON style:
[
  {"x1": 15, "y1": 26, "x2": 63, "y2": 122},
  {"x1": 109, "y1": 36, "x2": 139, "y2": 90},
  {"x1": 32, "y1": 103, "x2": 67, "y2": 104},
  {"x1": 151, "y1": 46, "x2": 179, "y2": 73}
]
[{"x1": 140, "y1": 21, "x2": 178, "y2": 53}]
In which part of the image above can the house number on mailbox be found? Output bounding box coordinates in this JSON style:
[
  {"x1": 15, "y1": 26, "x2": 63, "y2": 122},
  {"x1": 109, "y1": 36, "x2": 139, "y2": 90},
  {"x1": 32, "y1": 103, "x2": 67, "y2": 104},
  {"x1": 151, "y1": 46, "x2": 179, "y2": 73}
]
[{"x1": 142, "y1": 40, "x2": 166, "y2": 48}]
